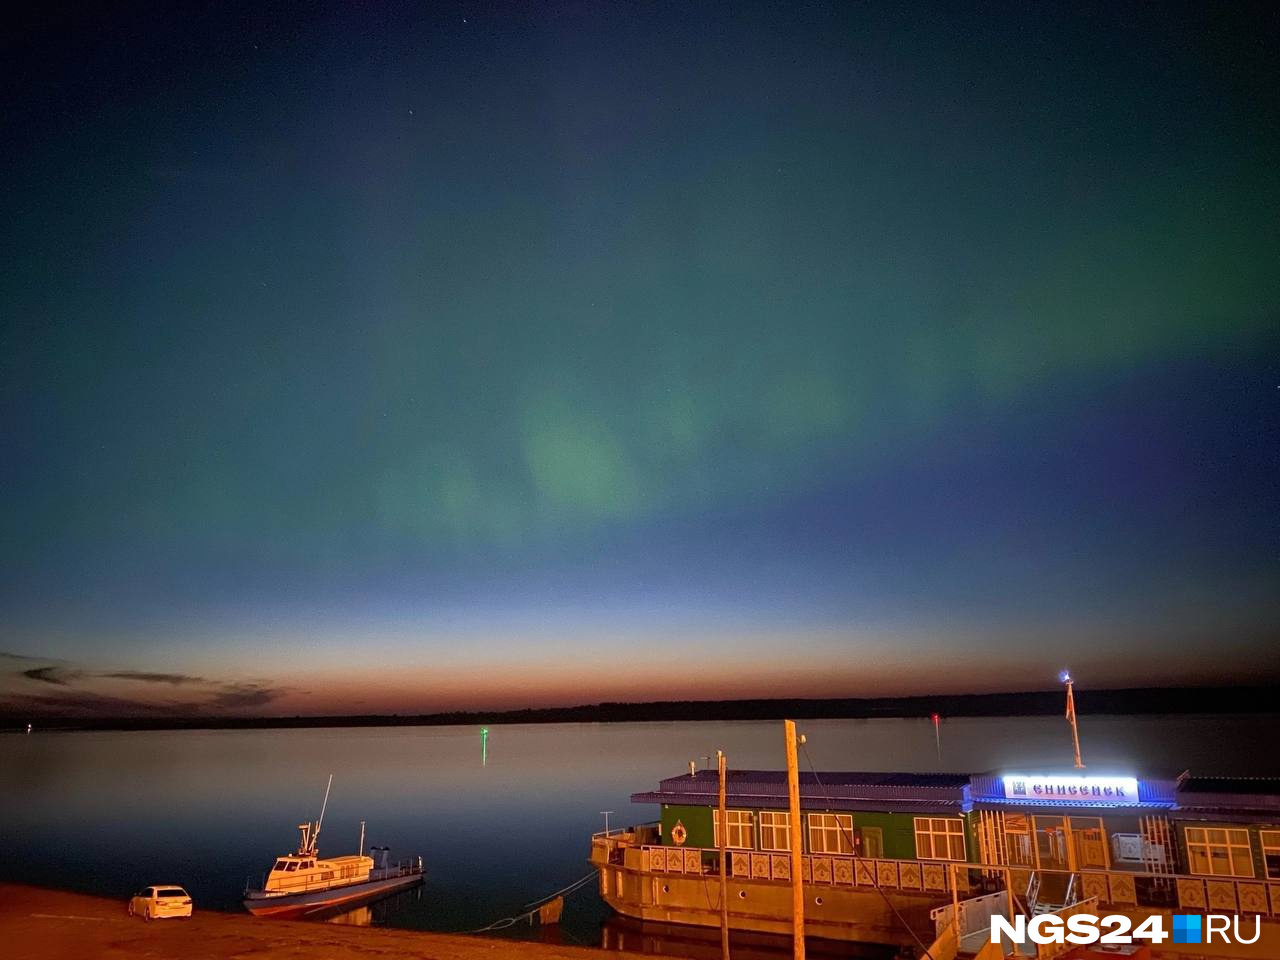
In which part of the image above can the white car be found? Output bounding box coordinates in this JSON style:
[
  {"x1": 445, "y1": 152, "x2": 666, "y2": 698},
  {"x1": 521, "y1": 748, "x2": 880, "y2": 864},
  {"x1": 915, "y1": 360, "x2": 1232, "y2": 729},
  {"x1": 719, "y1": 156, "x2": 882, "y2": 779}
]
[{"x1": 128, "y1": 885, "x2": 193, "y2": 920}]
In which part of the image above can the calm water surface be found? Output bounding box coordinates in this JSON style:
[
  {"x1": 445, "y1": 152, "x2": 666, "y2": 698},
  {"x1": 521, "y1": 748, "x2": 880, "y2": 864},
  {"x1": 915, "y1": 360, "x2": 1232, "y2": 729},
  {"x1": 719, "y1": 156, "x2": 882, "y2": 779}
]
[{"x1": 3, "y1": 714, "x2": 1277, "y2": 950}]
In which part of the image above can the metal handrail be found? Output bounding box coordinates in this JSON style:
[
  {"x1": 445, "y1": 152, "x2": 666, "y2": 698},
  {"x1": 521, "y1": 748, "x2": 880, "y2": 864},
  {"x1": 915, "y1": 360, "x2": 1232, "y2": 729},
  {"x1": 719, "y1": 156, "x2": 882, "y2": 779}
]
[
  {"x1": 592, "y1": 821, "x2": 658, "y2": 840},
  {"x1": 1025, "y1": 872, "x2": 1041, "y2": 914}
]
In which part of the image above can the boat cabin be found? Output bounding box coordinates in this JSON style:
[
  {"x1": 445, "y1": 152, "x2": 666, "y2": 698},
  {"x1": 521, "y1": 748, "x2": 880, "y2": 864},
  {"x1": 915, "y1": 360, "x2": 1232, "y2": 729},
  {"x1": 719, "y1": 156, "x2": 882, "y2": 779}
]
[{"x1": 264, "y1": 853, "x2": 373, "y2": 892}]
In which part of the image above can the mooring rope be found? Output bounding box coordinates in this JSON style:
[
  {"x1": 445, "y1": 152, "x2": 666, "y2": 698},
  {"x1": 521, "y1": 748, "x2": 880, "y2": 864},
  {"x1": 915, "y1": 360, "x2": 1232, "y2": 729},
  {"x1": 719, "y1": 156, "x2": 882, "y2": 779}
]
[
  {"x1": 465, "y1": 870, "x2": 597, "y2": 933},
  {"x1": 800, "y1": 742, "x2": 938, "y2": 960},
  {"x1": 522, "y1": 870, "x2": 597, "y2": 910}
]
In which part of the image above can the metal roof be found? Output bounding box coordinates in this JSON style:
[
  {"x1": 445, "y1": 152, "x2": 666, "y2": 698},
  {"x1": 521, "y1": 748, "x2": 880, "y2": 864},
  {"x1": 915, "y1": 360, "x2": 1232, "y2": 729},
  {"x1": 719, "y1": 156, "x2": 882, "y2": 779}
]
[
  {"x1": 1176, "y1": 777, "x2": 1280, "y2": 815},
  {"x1": 633, "y1": 769, "x2": 970, "y2": 812},
  {"x1": 1180, "y1": 777, "x2": 1280, "y2": 796},
  {"x1": 659, "y1": 770, "x2": 971, "y2": 790},
  {"x1": 628, "y1": 768, "x2": 1280, "y2": 818},
  {"x1": 632, "y1": 790, "x2": 964, "y2": 814}
]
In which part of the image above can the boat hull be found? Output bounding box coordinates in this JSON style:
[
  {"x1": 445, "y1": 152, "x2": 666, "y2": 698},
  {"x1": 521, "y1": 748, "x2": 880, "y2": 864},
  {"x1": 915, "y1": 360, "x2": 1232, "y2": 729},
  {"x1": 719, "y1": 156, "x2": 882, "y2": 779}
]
[
  {"x1": 244, "y1": 870, "x2": 423, "y2": 919},
  {"x1": 596, "y1": 859, "x2": 935, "y2": 945}
]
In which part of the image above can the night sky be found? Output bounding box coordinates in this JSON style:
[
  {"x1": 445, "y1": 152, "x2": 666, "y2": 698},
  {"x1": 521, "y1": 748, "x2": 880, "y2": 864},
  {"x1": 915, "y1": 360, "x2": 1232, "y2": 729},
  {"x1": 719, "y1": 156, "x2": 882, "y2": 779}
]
[{"x1": 2, "y1": 1, "x2": 1277, "y2": 717}]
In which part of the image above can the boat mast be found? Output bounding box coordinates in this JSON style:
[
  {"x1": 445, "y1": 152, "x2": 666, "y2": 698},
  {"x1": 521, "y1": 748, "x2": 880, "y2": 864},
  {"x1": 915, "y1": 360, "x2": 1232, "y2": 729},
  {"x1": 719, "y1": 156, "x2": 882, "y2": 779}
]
[
  {"x1": 299, "y1": 774, "x2": 334, "y2": 856},
  {"x1": 313, "y1": 774, "x2": 333, "y2": 852}
]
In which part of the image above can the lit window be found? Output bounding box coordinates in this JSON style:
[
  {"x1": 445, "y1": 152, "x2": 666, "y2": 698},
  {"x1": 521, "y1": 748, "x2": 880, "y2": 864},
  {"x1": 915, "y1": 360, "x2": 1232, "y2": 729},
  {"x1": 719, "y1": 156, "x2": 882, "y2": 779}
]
[
  {"x1": 915, "y1": 817, "x2": 966, "y2": 861},
  {"x1": 759, "y1": 811, "x2": 791, "y2": 851},
  {"x1": 808, "y1": 813, "x2": 854, "y2": 854},
  {"x1": 713, "y1": 809, "x2": 755, "y2": 849},
  {"x1": 1186, "y1": 827, "x2": 1254, "y2": 878},
  {"x1": 1262, "y1": 831, "x2": 1280, "y2": 880}
]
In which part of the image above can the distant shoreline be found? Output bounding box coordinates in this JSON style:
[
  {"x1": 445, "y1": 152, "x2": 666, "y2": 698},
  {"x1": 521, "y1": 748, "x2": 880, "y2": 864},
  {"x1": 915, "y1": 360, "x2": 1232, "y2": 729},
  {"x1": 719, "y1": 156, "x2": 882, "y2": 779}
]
[{"x1": 4, "y1": 684, "x2": 1278, "y2": 732}]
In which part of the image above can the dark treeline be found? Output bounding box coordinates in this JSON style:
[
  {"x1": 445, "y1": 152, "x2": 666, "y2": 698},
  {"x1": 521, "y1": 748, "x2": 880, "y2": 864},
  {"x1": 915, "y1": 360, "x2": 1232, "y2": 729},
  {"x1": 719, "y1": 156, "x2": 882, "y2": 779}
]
[{"x1": 4, "y1": 685, "x2": 1277, "y2": 732}]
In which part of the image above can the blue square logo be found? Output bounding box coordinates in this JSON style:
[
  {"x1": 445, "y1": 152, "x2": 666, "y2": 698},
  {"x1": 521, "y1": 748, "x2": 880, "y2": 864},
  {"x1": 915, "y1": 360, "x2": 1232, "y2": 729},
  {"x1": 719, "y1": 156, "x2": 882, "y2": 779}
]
[{"x1": 1171, "y1": 914, "x2": 1201, "y2": 944}]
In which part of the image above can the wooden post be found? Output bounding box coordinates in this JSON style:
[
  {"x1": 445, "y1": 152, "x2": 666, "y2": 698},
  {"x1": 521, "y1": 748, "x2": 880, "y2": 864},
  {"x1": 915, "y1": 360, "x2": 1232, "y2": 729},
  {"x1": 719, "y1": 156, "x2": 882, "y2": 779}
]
[
  {"x1": 1063, "y1": 816, "x2": 1078, "y2": 874},
  {"x1": 718, "y1": 750, "x2": 730, "y2": 960},
  {"x1": 1005, "y1": 867, "x2": 1016, "y2": 913},
  {"x1": 950, "y1": 862, "x2": 961, "y2": 943},
  {"x1": 784, "y1": 720, "x2": 806, "y2": 960}
]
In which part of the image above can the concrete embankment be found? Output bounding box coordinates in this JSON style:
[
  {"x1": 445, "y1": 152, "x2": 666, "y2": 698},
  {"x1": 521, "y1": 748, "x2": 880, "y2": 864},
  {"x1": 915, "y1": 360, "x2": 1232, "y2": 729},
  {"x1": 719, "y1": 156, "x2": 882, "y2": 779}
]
[{"x1": 0, "y1": 883, "x2": 654, "y2": 960}]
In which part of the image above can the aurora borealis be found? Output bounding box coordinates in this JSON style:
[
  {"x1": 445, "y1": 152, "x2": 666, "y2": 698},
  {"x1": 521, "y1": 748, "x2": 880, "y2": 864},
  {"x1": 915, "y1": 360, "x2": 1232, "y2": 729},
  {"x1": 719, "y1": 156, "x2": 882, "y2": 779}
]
[{"x1": 2, "y1": 1, "x2": 1277, "y2": 716}]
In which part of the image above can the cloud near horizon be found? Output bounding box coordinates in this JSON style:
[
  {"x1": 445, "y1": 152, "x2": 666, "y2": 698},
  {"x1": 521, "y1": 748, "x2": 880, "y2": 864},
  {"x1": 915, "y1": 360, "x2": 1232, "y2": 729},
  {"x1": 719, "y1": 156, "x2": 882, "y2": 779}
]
[{"x1": 1, "y1": 653, "x2": 286, "y2": 718}]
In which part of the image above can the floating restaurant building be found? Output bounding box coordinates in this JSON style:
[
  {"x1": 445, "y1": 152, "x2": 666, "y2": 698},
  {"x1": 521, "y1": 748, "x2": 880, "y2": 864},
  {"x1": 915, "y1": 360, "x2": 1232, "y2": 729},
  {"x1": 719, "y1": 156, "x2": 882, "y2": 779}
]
[{"x1": 591, "y1": 768, "x2": 1280, "y2": 951}]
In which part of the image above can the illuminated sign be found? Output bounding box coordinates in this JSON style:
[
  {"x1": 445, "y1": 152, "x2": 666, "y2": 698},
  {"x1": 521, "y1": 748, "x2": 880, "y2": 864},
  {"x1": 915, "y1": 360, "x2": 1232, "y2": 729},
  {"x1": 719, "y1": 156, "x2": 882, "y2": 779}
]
[{"x1": 1001, "y1": 774, "x2": 1139, "y2": 802}]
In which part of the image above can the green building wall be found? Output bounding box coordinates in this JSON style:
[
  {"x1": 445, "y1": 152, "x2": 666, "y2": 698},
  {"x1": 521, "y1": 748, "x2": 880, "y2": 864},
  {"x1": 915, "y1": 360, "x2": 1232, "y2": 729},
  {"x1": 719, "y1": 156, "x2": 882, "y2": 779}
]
[
  {"x1": 660, "y1": 803, "x2": 715, "y2": 848},
  {"x1": 849, "y1": 811, "x2": 917, "y2": 859},
  {"x1": 657, "y1": 802, "x2": 979, "y2": 863}
]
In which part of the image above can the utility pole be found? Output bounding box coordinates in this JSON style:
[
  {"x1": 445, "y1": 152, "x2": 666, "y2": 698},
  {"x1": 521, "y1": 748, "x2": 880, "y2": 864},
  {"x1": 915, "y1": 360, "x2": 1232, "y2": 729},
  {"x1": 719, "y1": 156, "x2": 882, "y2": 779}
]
[
  {"x1": 718, "y1": 750, "x2": 730, "y2": 960},
  {"x1": 784, "y1": 720, "x2": 806, "y2": 960}
]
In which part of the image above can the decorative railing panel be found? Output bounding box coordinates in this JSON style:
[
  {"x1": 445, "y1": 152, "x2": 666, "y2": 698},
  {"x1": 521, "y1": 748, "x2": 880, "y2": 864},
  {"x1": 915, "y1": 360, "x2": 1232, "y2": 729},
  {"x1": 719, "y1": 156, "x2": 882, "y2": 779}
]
[
  {"x1": 614, "y1": 842, "x2": 1280, "y2": 918},
  {"x1": 1206, "y1": 880, "x2": 1238, "y2": 911}
]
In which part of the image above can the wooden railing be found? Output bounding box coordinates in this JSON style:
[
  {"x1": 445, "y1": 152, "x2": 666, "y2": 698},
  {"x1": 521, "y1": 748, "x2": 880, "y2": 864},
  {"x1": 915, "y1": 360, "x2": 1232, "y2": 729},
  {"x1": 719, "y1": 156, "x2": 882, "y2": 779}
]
[{"x1": 632, "y1": 843, "x2": 966, "y2": 894}]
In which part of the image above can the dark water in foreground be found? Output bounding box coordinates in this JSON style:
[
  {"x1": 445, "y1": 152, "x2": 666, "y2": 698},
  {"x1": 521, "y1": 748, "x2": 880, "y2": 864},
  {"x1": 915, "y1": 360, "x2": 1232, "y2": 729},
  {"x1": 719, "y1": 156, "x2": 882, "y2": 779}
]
[{"x1": 2, "y1": 714, "x2": 1277, "y2": 951}]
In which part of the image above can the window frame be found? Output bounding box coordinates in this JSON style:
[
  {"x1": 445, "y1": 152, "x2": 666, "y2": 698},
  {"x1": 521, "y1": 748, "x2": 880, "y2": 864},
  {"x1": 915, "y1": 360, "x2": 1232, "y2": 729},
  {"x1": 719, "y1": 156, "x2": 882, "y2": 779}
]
[
  {"x1": 914, "y1": 816, "x2": 967, "y2": 861},
  {"x1": 1185, "y1": 826, "x2": 1254, "y2": 878},
  {"x1": 758, "y1": 810, "x2": 792, "y2": 852},
  {"x1": 713, "y1": 808, "x2": 756, "y2": 849},
  {"x1": 808, "y1": 813, "x2": 855, "y2": 855},
  {"x1": 1261, "y1": 830, "x2": 1280, "y2": 881}
]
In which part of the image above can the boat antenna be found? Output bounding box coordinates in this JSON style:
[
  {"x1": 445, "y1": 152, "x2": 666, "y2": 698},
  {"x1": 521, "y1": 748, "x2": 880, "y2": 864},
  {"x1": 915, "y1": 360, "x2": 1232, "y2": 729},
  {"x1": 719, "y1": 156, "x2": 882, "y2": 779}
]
[{"x1": 310, "y1": 774, "x2": 333, "y2": 855}]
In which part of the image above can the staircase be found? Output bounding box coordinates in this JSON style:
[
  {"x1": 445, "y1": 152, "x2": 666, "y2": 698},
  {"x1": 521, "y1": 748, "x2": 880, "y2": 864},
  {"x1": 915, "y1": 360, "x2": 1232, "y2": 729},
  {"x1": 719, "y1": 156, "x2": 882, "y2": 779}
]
[{"x1": 1027, "y1": 871, "x2": 1077, "y2": 915}]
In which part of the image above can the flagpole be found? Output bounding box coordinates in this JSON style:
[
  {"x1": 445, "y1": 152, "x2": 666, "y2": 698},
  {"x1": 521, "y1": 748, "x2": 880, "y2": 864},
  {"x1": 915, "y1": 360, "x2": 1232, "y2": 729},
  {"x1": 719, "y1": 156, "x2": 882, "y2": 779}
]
[{"x1": 1063, "y1": 672, "x2": 1084, "y2": 769}]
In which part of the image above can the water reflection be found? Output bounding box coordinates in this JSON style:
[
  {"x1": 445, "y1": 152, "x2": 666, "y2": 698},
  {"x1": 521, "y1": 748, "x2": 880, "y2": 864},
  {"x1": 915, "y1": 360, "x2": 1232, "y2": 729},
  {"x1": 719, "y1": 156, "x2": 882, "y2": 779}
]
[
  {"x1": 321, "y1": 886, "x2": 425, "y2": 926},
  {"x1": 1, "y1": 715, "x2": 1277, "y2": 950},
  {"x1": 326, "y1": 905, "x2": 373, "y2": 926},
  {"x1": 601, "y1": 917, "x2": 898, "y2": 959}
]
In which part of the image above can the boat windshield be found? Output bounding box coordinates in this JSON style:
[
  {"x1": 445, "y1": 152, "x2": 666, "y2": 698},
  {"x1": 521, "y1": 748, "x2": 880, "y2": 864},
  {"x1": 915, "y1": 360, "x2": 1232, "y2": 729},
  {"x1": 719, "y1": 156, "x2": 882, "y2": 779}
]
[
  {"x1": 272, "y1": 860, "x2": 289, "y2": 871},
  {"x1": 285, "y1": 862, "x2": 299, "y2": 871}
]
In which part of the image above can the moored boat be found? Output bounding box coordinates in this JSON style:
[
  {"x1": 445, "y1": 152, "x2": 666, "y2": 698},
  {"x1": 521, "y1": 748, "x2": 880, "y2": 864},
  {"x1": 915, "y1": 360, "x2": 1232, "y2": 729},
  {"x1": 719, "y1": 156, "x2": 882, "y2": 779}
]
[
  {"x1": 591, "y1": 766, "x2": 1280, "y2": 955},
  {"x1": 243, "y1": 776, "x2": 424, "y2": 919}
]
